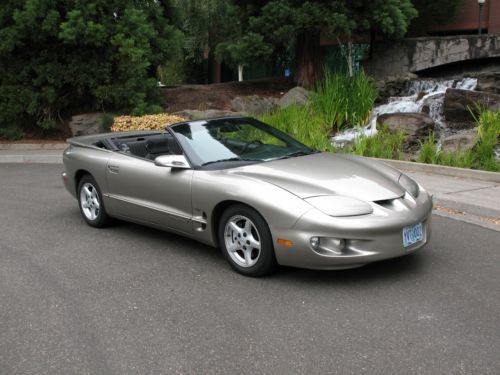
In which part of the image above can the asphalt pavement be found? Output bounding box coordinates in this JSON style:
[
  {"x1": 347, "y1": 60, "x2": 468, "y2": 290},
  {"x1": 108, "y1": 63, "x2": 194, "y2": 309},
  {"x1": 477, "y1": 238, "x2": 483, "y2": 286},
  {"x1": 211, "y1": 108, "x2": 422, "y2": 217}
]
[{"x1": 1, "y1": 164, "x2": 499, "y2": 374}]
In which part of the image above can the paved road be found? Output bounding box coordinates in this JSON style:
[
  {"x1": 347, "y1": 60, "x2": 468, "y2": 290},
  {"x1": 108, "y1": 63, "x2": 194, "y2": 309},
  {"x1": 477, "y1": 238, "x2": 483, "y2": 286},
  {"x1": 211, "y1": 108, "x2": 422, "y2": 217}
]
[{"x1": 1, "y1": 164, "x2": 499, "y2": 375}]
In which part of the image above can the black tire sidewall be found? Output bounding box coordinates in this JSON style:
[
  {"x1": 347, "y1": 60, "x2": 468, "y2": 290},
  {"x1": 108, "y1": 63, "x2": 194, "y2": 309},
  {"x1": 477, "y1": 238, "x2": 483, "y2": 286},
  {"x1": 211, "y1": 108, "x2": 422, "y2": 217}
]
[
  {"x1": 218, "y1": 204, "x2": 277, "y2": 277},
  {"x1": 77, "y1": 175, "x2": 110, "y2": 228}
]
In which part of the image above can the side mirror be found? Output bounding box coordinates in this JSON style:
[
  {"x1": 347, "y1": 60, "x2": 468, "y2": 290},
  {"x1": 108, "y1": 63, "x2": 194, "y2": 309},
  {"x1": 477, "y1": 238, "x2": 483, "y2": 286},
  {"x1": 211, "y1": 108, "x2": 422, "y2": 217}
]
[{"x1": 154, "y1": 155, "x2": 191, "y2": 169}]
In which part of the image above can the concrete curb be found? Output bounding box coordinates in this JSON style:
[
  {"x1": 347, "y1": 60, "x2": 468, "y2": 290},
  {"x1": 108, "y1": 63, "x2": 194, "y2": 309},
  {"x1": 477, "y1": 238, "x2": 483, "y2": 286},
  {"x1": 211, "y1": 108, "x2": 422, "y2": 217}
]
[
  {"x1": 379, "y1": 159, "x2": 500, "y2": 183},
  {"x1": 433, "y1": 196, "x2": 500, "y2": 219},
  {"x1": 0, "y1": 154, "x2": 63, "y2": 164},
  {"x1": 0, "y1": 143, "x2": 67, "y2": 150}
]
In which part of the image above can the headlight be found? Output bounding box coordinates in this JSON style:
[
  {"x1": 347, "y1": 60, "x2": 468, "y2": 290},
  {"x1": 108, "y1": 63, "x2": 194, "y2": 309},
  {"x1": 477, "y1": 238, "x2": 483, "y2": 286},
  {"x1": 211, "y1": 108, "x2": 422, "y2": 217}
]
[
  {"x1": 305, "y1": 196, "x2": 373, "y2": 217},
  {"x1": 398, "y1": 174, "x2": 419, "y2": 198}
]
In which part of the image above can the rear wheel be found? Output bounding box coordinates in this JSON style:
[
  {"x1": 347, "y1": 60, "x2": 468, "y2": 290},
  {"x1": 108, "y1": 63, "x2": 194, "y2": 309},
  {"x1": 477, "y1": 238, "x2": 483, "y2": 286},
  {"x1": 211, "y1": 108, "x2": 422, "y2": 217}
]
[
  {"x1": 77, "y1": 175, "x2": 111, "y2": 228},
  {"x1": 218, "y1": 204, "x2": 277, "y2": 277}
]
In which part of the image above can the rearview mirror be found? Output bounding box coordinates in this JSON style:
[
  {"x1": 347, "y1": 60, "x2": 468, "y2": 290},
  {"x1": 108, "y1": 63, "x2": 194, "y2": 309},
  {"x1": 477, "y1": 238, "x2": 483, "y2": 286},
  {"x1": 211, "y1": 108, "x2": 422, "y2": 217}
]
[{"x1": 154, "y1": 155, "x2": 191, "y2": 169}]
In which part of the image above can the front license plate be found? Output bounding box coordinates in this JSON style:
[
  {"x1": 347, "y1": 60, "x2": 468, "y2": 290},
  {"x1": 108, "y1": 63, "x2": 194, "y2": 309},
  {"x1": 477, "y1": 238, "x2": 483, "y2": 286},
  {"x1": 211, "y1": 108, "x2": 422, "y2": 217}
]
[{"x1": 402, "y1": 223, "x2": 423, "y2": 248}]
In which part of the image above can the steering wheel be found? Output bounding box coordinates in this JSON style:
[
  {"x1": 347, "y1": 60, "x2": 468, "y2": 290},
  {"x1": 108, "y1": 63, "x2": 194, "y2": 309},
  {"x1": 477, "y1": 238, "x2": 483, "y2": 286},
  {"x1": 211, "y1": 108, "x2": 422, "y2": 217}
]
[{"x1": 241, "y1": 140, "x2": 263, "y2": 154}]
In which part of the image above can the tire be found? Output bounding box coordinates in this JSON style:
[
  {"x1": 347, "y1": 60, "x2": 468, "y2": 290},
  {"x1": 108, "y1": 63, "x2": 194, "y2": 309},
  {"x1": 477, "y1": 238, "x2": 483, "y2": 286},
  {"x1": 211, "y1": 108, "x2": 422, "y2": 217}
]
[
  {"x1": 218, "y1": 204, "x2": 277, "y2": 277},
  {"x1": 77, "y1": 174, "x2": 111, "y2": 228}
]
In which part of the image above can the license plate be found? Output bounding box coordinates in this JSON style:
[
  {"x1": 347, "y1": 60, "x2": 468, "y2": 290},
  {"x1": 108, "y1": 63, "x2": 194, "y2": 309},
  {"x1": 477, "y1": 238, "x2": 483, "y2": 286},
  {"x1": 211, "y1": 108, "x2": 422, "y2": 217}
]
[{"x1": 403, "y1": 223, "x2": 423, "y2": 248}]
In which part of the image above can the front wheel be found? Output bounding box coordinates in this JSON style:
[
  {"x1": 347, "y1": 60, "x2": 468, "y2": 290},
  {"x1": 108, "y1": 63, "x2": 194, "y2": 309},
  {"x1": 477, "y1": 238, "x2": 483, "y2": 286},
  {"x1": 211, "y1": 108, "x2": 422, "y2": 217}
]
[
  {"x1": 77, "y1": 175, "x2": 111, "y2": 228},
  {"x1": 218, "y1": 204, "x2": 277, "y2": 277}
]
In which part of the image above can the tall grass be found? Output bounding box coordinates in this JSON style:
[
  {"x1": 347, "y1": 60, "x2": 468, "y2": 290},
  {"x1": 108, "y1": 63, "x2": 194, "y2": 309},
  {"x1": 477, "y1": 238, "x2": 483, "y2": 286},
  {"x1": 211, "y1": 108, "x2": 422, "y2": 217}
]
[
  {"x1": 259, "y1": 104, "x2": 334, "y2": 151},
  {"x1": 310, "y1": 69, "x2": 376, "y2": 133},
  {"x1": 417, "y1": 109, "x2": 500, "y2": 172},
  {"x1": 344, "y1": 125, "x2": 405, "y2": 160}
]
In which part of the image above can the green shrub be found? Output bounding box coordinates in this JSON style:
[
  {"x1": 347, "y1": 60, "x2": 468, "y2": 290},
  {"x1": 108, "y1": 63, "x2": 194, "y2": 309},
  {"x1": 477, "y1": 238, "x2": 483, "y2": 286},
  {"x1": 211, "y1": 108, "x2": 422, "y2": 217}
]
[
  {"x1": 0, "y1": 126, "x2": 25, "y2": 141},
  {"x1": 310, "y1": 69, "x2": 376, "y2": 133},
  {"x1": 98, "y1": 114, "x2": 115, "y2": 132},
  {"x1": 0, "y1": 1, "x2": 184, "y2": 131}
]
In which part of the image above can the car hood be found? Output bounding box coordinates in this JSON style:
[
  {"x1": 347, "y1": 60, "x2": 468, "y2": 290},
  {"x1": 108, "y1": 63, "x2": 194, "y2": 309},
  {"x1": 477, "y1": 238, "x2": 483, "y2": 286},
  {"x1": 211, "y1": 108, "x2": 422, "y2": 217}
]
[{"x1": 226, "y1": 152, "x2": 405, "y2": 201}]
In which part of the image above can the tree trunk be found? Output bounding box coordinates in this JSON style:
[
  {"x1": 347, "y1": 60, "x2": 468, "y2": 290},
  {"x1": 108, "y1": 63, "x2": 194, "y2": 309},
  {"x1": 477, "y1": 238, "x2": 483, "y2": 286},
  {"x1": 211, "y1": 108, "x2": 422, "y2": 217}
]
[
  {"x1": 294, "y1": 31, "x2": 321, "y2": 89},
  {"x1": 238, "y1": 64, "x2": 244, "y2": 82}
]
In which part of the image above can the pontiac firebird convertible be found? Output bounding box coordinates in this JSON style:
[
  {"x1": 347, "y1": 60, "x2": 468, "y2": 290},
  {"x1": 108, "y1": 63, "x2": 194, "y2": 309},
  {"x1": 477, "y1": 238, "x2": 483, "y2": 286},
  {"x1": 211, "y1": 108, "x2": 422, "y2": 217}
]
[{"x1": 62, "y1": 116, "x2": 433, "y2": 276}]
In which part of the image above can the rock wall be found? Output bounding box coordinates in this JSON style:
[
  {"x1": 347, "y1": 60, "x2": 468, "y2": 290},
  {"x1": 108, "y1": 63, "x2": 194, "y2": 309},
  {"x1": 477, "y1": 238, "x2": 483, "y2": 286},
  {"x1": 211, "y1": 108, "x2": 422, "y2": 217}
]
[{"x1": 364, "y1": 35, "x2": 500, "y2": 79}]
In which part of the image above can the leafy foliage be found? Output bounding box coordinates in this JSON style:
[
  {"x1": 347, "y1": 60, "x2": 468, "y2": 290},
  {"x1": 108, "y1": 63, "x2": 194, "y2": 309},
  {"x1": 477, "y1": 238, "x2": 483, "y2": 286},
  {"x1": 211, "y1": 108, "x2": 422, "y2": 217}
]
[
  {"x1": 228, "y1": 0, "x2": 417, "y2": 87},
  {"x1": 0, "y1": 0, "x2": 183, "y2": 132}
]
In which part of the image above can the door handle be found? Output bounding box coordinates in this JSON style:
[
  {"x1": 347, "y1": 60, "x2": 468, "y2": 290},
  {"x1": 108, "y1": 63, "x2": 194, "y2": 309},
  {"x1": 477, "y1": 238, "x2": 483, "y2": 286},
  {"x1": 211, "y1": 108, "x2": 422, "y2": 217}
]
[{"x1": 107, "y1": 165, "x2": 120, "y2": 173}]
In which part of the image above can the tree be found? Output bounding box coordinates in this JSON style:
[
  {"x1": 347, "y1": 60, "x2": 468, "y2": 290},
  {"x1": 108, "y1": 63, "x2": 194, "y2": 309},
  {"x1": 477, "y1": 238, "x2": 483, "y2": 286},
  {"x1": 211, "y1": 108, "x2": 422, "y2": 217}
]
[
  {"x1": 0, "y1": 0, "x2": 183, "y2": 132},
  {"x1": 215, "y1": 26, "x2": 273, "y2": 81},
  {"x1": 229, "y1": 0, "x2": 417, "y2": 88},
  {"x1": 409, "y1": 0, "x2": 464, "y2": 35},
  {"x1": 171, "y1": 0, "x2": 242, "y2": 83}
]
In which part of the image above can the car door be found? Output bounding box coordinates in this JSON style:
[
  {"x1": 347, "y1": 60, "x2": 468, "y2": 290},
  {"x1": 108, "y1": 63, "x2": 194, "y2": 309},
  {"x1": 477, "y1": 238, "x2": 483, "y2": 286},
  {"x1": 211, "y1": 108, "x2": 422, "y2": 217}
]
[{"x1": 104, "y1": 152, "x2": 194, "y2": 234}]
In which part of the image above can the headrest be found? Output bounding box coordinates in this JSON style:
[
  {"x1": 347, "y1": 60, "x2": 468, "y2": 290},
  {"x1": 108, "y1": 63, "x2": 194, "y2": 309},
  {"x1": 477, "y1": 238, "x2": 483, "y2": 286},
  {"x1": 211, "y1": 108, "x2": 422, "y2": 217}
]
[{"x1": 146, "y1": 138, "x2": 170, "y2": 154}]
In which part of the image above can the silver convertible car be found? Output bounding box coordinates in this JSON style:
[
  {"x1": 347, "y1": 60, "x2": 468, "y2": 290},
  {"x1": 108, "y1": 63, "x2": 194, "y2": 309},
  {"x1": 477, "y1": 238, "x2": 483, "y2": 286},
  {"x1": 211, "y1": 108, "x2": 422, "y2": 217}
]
[{"x1": 62, "y1": 116, "x2": 432, "y2": 276}]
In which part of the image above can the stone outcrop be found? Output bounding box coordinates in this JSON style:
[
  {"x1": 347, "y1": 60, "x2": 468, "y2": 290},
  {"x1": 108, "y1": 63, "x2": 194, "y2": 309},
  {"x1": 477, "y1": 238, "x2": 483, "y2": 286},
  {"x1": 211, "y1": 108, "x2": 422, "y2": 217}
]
[
  {"x1": 69, "y1": 113, "x2": 105, "y2": 136},
  {"x1": 172, "y1": 109, "x2": 243, "y2": 120},
  {"x1": 443, "y1": 89, "x2": 500, "y2": 127},
  {"x1": 278, "y1": 87, "x2": 310, "y2": 108},
  {"x1": 230, "y1": 95, "x2": 276, "y2": 115},
  {"x1": 377, "y1": 112, "x2": 434, "y2": 151},
  {"x1": 441, "y1": 129, "x2": 478, "y2": 153},
  {"x1": 364, "y1": 35, "x2": 500, "y2": 79},
  {"x1": 476, "y1": 73, "x2": 500, "y2": 95}
]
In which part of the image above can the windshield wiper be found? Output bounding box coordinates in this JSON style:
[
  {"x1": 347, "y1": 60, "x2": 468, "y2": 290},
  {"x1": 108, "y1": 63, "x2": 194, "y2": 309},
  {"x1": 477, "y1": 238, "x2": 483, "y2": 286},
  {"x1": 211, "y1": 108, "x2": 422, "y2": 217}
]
[
  {"x1": 202, "y1": 157, "x2": 256, "y2": 166},
  {"x1": 277, "y1": 150, "x2": 318, "y2": 160}
]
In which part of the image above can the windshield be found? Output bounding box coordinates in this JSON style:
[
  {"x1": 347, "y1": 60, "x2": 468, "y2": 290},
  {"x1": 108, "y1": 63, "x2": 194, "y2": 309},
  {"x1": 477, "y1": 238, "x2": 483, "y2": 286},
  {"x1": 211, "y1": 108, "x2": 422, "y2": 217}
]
[{"x1": 169, "y1": 118, "x2": 315, "y2": 168}]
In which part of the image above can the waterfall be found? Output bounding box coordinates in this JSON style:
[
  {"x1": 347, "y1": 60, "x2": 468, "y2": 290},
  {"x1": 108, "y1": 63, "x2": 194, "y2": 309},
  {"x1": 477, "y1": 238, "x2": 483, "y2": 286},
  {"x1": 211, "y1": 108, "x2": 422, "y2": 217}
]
[{"x1": 332, "y1": 77, "x2": 478, "y2": 147}]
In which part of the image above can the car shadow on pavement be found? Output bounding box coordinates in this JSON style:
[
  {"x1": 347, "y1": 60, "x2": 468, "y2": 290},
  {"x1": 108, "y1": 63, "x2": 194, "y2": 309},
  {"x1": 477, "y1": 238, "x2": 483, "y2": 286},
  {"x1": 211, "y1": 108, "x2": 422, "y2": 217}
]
[
  {"x1": 274, "y1": 251, "x2": 429, "y2": 286},
  {"x1": 101, "y1": 218, "x2": 431, "y2": 285}
]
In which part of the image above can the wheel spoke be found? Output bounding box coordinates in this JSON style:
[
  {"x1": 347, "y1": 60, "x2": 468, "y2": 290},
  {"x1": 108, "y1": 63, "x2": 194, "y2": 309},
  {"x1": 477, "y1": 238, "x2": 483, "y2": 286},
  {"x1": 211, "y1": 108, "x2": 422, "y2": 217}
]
[
  {"x1": 93, "y1": 198, "x2": 100, "y2": 209},
  {"x1": 248, "y1": 236, "x2": 260, "y2": 250},
  {"x1": 243, "y1": 220, "x2": 253, "y2": 234},
  {"x1": 83, "y1": 186, "x2": 92, "y2": 198},
  {"x1": 244, "y1": 248, "x2": 252, "y2": 266},
  {"x1": 228, "y1": 221, "x2": 242, "y2": 235},
  {"x1": 227, "y1": 241, "x2": 239, "y2": 253}
]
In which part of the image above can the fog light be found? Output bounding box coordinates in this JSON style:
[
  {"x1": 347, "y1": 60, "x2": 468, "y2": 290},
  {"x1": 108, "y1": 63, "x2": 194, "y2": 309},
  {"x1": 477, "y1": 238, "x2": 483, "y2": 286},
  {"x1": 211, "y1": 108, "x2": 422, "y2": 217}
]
[
  {"x1": 331, "y1": 238, "x2": 346, "y2": 252},
  {"x1": 310, "y1": 236, "x2": 320, "y2": 250}
]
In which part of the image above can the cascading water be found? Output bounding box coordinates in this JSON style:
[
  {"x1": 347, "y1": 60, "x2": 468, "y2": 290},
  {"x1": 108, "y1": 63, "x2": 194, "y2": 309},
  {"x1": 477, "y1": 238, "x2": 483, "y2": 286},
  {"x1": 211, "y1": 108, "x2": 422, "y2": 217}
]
[{"x1": 332, "y1": 77, "x2": 478, "y2": 147}]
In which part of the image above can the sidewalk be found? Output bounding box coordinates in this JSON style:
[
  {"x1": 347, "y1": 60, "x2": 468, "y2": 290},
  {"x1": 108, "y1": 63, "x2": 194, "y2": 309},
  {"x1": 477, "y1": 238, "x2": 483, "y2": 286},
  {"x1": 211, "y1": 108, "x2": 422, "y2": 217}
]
[{"x1": 1, "y1": 144, "x2": 499, "y2": 227}]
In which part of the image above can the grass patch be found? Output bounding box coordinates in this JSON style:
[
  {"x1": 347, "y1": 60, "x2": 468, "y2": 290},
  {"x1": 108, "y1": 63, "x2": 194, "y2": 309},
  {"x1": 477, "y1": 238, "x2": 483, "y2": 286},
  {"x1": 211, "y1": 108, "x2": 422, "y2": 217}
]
[{"x1": 341, "y1": 125, "x2": 405, "y2": 160}]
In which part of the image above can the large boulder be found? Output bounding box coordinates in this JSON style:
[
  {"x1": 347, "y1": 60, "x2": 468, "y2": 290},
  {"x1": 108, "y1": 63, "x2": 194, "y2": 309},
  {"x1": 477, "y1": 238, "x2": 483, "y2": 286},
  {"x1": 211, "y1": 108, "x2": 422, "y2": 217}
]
[
  {"x1": 278, "y1": 86, "x2": 310, "y2": 108},
  {"x1": 377, "y1": 112, "x2": 434, "y2": 151},
  {"x1": 441, "y1": 128, "x2": 478, "y2": 153},
  {"x1": 230, "y1": 95, "x2": 277, "y2": 115},
  {"x1": 68, "y1": 113, "x2": 104, "y2": 136},
  {"x1": 172, "y1": 109, "x2": 243, "y2": 120},
  {"x1": 476, "y1": 73, "x2": 500, "y2": 95},
  {"x1": 443, "y1": 89, "x2": 500, "y2": 127}
]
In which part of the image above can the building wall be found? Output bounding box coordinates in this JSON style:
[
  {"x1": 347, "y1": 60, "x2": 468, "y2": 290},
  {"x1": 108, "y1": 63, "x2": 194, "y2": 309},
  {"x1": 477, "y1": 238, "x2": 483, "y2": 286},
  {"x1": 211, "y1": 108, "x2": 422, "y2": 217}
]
[{"x1": 430, "y1": 0, "x2": 500, "y2": 34}]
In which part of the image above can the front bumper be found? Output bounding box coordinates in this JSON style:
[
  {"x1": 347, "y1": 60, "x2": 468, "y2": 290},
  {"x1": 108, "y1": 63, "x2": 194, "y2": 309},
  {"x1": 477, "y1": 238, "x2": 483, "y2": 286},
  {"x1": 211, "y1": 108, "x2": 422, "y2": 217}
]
[{"x1": 272, "y1": 193, "x2": 433, "y2": 270}]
